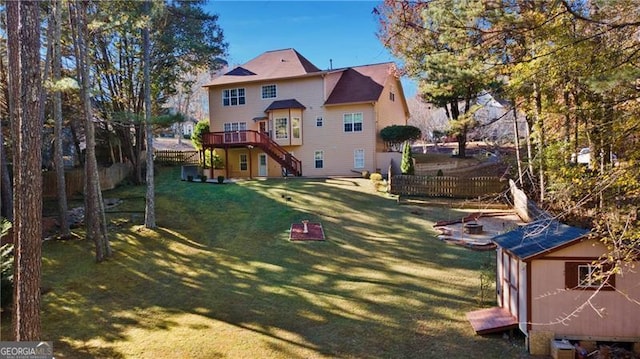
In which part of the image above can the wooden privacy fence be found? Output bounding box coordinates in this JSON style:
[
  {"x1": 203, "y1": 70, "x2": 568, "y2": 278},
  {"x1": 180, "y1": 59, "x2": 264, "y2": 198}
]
[
  {"x1": 154, "y1": 150, "x2": 199, "y2": 165},
  {"x1": 390, "y1": 175, "x2": 507, "y2": 198},
  {"x1": 42, "y1": 163, "x2": 132, "y2": 198}
]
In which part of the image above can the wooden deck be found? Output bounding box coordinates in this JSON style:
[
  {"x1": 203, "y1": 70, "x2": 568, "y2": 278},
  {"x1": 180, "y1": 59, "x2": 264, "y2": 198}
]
[{"x1": 466, "y1": 307, "x2": 519, "y2": 335}]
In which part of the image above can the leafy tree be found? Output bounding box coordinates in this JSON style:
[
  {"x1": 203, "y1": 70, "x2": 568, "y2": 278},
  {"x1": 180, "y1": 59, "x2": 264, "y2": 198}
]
[
  {"x1": 380, "y1": 125, "x2": 421, "y2": 151},
  {"x1": 89, "y1": 0, "x2": 227, "y2": 184},
  {"x1": 378, "y1": 0, "x2": 640, "y2": 305},
  {"x1": 376, "y1": 0, "x2": 497, "y2": 157},
  {"x1": 400, "y1": 141, "x2": 414, "y2": 175},
  {"x1": 191, "y1": 119, "x2": 209, "y2": 150}
]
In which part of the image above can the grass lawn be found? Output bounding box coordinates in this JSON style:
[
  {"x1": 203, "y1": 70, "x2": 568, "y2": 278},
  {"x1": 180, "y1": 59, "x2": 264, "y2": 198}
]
[{"x1": 3, "y1": 167, "x2": 529, "y2": 358}]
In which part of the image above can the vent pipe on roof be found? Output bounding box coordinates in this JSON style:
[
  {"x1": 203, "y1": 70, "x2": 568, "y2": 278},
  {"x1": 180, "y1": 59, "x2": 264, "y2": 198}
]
[{"x1": 329, "y1": 59, "x2": 333, "y2": 70}]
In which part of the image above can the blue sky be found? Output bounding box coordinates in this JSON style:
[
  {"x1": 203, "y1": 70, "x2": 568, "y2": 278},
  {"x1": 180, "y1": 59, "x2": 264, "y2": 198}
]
[{"x1": 205, "y1": 1, "x2": 418, "y2": 98}]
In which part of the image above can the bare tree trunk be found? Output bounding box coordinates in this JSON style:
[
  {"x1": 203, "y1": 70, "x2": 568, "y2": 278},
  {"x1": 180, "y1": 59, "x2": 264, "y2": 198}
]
[
  {"x1": 143, "y1": 0, "x2": 156, "y2": 229},
  {"x1": 69, "y1": 121, "x2": 84, "y2": 167},
  {"x1": 563, "y1": 85, "x2": 572, "y2": 163},
  {"x1": 512, "y1": 101, "x2": 523, "y2": 185},
  {"x1": 8, "y1": 0, "x2": 43, "y2": 340},
  {"x1": 52, "y1": 0, "x2": 70, "y2": 238},
  {"x1": 70, "y1": 0, "x2": 112, "y2": 262},
  {"x1": 525, "y1": 115, "x2": 535, "y2": 188},
  {"x1": 533, "y1": 82, "x2": 545, "y2": 203}
]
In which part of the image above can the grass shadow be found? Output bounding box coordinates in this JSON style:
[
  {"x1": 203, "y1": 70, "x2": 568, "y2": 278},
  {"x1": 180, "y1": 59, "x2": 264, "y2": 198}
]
[{"x1": 22, "y1": 166, "x2": 529, "y2": 358}]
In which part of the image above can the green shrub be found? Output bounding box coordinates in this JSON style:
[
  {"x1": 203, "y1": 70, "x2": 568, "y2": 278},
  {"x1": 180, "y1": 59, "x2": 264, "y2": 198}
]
[
  {"x1": 477, "y1": 259, "x2": 496, "y2": 306},
  {"x1": 437, "y1": 169, "x2": 444, "y2": 176},
  {"x1": 187, "y1": 175, "x2": 193, "y2": 182},
  {"x1": 200, "y1": 175, "x2": 207, "y2": 182},
  {"x1": 401, "y1": 141, "x2": 415, "y2": 175},
  {"x1": 370, "y1": 173, "x2": 383, "y2": 182},
  {"x1": 191, "y1": 120, "x2": 209, "y2": 150},
  {"x1": 217, "y1": 175, "x2": 225, "y2": 184},
  {"x1": 380, "y1": 125, "x2": 422, "y2": 151},
  {"x1": 203, "y1": 149, "x2": 224, "y2": 169}
]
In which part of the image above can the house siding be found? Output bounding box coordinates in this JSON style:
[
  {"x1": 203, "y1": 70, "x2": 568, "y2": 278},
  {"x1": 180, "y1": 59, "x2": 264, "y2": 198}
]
[
  {"x1": 305, "y1": 104, "x2": 376, "y2": 176},
  {"x1": 374, "y1": 76, "x2": 408, "y2": 152},
  {"x1": 209, "y1": 76, "x2": 325, "y2": 133},
  {"x1": 206, "y1": 53, "x2": 408, "y2": 177}
]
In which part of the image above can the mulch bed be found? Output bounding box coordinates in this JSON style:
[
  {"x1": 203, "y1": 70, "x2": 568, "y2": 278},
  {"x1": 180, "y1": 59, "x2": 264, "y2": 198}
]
[{"x1": 289, "y1": 222, "x2": 325, "y2": 241}]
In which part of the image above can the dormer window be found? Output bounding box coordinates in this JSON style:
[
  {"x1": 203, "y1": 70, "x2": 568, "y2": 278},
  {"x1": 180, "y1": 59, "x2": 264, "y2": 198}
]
[{"x1": 262, "y1": 84, "x2": 277, "y2": 99}]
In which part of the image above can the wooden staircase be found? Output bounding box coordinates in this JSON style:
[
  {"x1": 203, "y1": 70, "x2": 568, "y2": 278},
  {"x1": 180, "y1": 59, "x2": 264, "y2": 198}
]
[{"x1": 202, "y1": 130, "x2": 302, "y2": 176}]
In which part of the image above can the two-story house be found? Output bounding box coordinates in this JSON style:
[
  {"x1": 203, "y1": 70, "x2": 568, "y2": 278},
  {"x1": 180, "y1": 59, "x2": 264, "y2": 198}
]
[{"x1": 202, "y1": 48, "x2": 409, "y2": 178}]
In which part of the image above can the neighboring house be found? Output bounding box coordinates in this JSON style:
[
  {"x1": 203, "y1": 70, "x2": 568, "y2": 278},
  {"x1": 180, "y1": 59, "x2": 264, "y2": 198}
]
[
  {"x1": 171, "y1": 117, "x2": 199, "y2": 138},
  {"x1": 474, "y1": 220, "x2": 640, "y2": 356},
  {"x1": 202, "y1": 48, "x2": 409, "y2": 178}
]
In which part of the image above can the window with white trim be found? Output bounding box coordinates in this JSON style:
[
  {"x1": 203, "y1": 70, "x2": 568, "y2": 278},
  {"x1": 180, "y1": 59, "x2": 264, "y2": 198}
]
[
  {"x1": 343, "y1": 113, "x2": 363, "y2": 132},
  {"x1": 239, "y1": 154, "x2": 248, "y2": 171},
  {"x1": 275, "y1": 118, "x2": 288, "y2": 139},
  {"x1": 292, "y1": 117, "x2": 300, "y2": 139},
  {"x1": 223, "y1": 122, "x2": 247, "y2": 132},
  {"x1": 314, "y1": 150, "x2": 324, "y2": 169},
  {"x1": 316, "y1": 117, "x2": 323, "y2": 127},
  {"x1": 565, "y1": 262, "x2": 615, "y2": 291},
  {"x1": 578, "y1": 264, "x2": 603, "y2": 288},
  {"x1": 354, "y1": 149, "x2": 365, "y2": 169},
  {"x1": 222, "y1": 88, "x2": 246, "y2": 106},
  {"x1": 261, "y1": 84, "x2": 277, "y2": 99}
]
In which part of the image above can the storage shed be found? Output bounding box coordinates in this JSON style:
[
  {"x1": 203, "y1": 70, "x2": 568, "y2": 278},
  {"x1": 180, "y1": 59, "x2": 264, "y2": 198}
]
[{"x1": 470, "y1": 220, "x2": 640, "y2": 355}]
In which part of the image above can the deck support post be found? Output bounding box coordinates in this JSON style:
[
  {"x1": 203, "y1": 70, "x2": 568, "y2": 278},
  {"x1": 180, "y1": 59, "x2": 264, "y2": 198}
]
[
  {"x1": 225, "y1": 146, "x2": 229, "y2": 179},
  {"x1": 248, "y1": 146, "x2": 253, "y2": 179}
]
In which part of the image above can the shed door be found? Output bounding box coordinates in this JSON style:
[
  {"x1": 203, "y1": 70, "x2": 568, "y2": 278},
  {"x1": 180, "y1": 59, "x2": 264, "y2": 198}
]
[
  {"x1": 509, "y1": 256, "x2": 519, "y2": 317},
  {"x1": 502, "y1": 254, "x2": 511, "y2": 313}
]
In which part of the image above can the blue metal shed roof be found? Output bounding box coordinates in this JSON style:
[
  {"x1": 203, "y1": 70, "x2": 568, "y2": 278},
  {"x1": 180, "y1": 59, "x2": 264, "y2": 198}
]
[{"x1": 492, "y1": 220, "x2": 590, "y2": 260}]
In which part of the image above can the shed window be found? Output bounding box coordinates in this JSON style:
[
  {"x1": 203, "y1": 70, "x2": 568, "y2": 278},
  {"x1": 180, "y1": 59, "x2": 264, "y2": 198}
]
[{"x1": 565, "y1": 262, "x2": 615, "y2": 291}]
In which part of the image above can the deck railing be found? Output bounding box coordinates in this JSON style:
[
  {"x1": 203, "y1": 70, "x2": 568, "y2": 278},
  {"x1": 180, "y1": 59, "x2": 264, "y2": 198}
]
[{"x1": 202, "y1": 130, "x2": 302, "y2": 176}]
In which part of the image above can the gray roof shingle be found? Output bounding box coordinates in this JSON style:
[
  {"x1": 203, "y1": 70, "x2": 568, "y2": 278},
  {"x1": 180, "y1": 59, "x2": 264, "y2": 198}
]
[{"x1": 265, "y1": 99, "x2": 306, "y2": 112}]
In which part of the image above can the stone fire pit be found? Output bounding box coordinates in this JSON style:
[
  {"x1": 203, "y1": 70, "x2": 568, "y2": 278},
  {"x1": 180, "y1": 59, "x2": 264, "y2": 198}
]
[{"x1": 463, "y1": 221, "x2": 484, "y2": 235}]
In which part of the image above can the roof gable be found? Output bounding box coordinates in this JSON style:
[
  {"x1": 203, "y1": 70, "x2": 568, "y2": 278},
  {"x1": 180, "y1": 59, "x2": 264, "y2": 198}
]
[
  {"x1": 205, "y1": 49, "x2": 321, "y2": 86},
  {"x1": 325, "y1": 63, "x2": 391, "y2": 105},
  {"x1": 492, "y1": 220, "x2": 590, "y2": 260}
]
